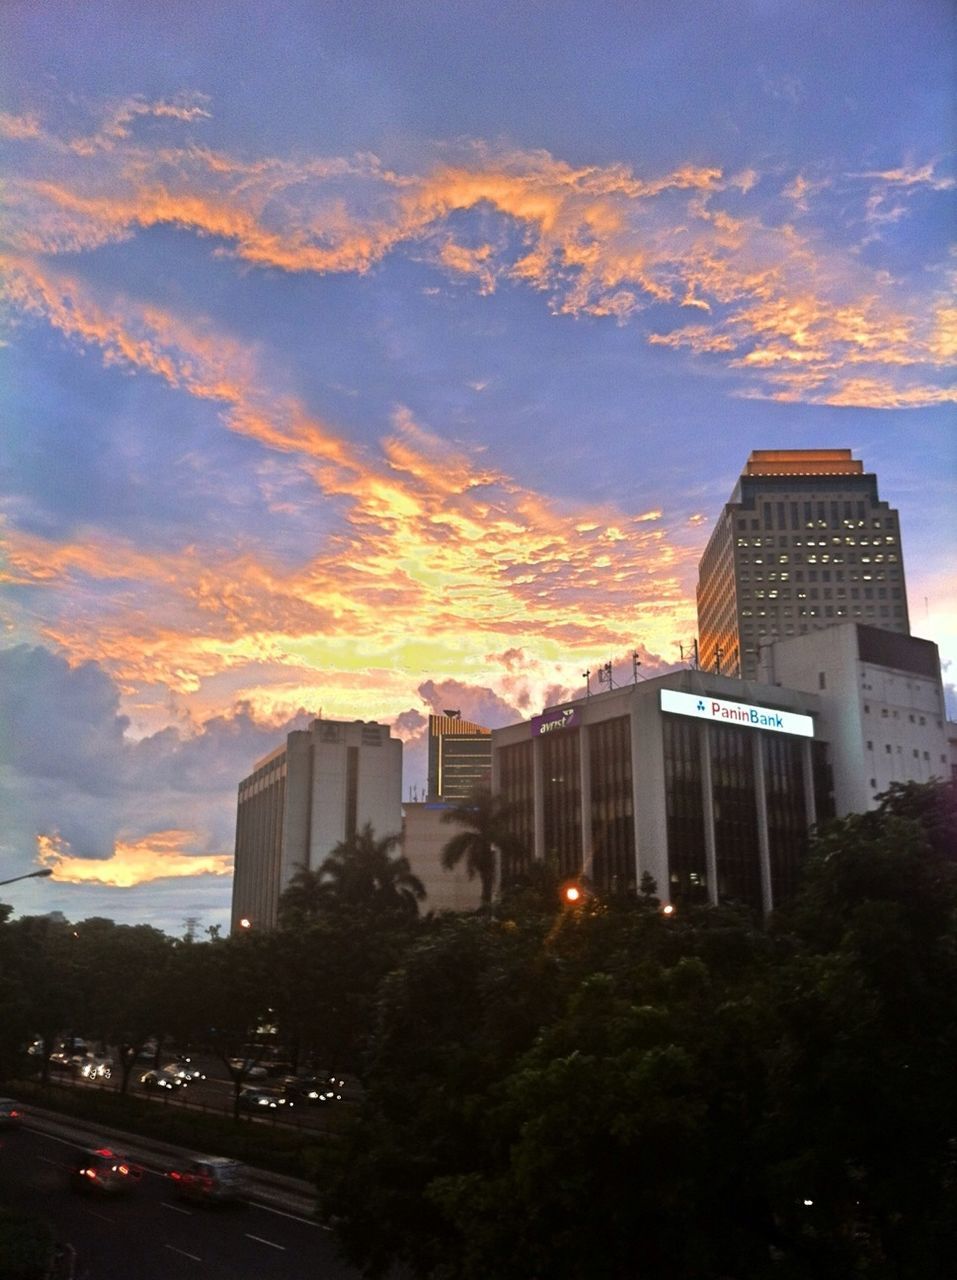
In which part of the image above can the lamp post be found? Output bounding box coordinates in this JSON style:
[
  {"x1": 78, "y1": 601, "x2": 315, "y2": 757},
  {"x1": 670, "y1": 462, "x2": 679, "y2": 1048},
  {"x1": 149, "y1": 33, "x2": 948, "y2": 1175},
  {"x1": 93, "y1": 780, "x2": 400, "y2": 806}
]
[{"x1": 0, "y1": 868, "x2": 53, "y2": 888}]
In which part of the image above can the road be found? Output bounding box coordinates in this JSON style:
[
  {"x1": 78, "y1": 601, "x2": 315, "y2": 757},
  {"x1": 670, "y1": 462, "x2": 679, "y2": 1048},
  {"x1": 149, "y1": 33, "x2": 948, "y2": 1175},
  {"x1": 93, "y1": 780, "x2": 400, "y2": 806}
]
[
  {"x1": 0, "y1": 1124, "x2": 359, "y2": 1279},
  {"x1": 51, "y1": 1052, "x2": 355, "y2": 1134}
]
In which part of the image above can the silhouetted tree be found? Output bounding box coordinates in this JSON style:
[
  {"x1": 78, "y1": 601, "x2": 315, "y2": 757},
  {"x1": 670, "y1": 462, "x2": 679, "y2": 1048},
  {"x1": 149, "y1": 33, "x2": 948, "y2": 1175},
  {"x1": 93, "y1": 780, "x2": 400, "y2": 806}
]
[{"x1": 441, "y1": 788, "x2": 527, "y2": 909}]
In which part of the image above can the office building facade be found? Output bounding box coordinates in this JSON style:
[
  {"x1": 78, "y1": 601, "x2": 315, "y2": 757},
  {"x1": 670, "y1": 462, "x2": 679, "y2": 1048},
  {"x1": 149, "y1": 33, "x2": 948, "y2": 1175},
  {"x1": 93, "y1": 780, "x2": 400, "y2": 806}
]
[
  {"x1": 401, "y1": 801, "x2": 484, "y2": 913},
  {"x1": 491, "y1": 672, "x2": 831, "y2": 916},
  {"x1": 427, "y1": 712, "x2": 492, "y2": 801},
  {"x1": 231, "y1": 718, "x2": 402, "y2": 932},
  {"x1": 697, "y1": 449, "x2": 909, "y2": 680},
  {"x1": 765, "y1": 623, "x2": 949, "y2": 814}
]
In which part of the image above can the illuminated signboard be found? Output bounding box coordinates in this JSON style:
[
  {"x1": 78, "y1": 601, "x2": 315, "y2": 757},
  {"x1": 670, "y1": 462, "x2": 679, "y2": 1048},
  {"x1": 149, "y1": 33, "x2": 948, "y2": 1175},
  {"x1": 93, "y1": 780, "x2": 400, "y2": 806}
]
[
  {"x1": 530, "y1": 706, "x2": 581, "y2": 738},
  {"x1": 659, "y1": 688, "x2": 814, "y2": 738}
]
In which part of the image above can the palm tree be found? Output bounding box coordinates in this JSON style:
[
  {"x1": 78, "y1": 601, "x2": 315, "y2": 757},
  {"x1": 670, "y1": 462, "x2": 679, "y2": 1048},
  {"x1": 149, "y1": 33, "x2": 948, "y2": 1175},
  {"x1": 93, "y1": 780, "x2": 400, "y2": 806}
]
[
  {"x1": 306, "y1": 824, "x2": 425, "y2": 919},
  {"x1": 277, "y1": 863, "x2": 328, "y2": 928},
  {"x1": 440, "y1": 787, "x2": 527, "y2": 910}
]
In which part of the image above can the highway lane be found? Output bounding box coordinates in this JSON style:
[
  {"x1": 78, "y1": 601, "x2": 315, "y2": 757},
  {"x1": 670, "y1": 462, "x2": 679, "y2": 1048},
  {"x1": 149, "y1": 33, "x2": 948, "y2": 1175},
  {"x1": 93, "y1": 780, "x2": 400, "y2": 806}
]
[
  {"x1": 52, "y1": 1055, "x2": 349, "y2": 1135},
  {"x1": 0, "y1": 1124, "x2": 359, "y2": 1279}
]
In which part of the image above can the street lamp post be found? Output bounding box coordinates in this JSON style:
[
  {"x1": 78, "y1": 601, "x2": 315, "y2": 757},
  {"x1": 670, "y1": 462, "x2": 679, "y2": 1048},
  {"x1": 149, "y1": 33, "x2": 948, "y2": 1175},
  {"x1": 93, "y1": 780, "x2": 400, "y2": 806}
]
[{"x1": 0, "y1": 868, "x2": 54, "y2": 888}]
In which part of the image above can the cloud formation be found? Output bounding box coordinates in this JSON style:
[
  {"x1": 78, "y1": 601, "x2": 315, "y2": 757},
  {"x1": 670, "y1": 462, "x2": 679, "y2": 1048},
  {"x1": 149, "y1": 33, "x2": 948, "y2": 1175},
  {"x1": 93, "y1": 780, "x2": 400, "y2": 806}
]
[
  {"x1": 0, "y1": 250, "x2": 697, "y2": 716},
  {"x1": 38, "y1": 830, "x2": 232, "y2": 887},
  {"x1": 3, "y1": 98, "x2": 953, "y2": 408}
]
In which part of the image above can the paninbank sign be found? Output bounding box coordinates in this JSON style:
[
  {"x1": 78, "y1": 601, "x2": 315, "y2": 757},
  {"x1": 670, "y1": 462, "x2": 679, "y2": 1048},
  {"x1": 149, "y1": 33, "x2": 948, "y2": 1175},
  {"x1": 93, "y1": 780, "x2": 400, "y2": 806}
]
[{"x1": 660, "y1": 689, "x2": 814, "y2": 738}]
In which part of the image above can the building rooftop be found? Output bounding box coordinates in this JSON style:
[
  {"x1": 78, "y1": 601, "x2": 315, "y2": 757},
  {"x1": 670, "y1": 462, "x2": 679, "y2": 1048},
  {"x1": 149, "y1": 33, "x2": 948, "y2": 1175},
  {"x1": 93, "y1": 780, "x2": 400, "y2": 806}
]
[{"x1": 743, "y1": 448, "x2": 863, "y2": 477}]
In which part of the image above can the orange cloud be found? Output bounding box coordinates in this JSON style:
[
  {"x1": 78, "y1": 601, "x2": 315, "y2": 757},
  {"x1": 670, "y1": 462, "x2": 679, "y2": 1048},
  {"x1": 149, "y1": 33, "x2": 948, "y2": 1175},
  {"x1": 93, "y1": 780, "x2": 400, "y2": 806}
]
[
  {"x1": 1, "y1": 255, "x2": 698, "y2": 702},
  {"x1": 4, "y1": 104, "x2": 951, "y2": 406},
  {"x1": 37, "y1": 830, "x2": 232, "y2": 887}
]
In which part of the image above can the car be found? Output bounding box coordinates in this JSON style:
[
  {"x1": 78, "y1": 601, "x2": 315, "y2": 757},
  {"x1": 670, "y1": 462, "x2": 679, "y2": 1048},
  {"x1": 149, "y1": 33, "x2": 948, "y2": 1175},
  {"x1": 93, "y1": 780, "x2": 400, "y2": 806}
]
[
  {"x1": 0, "y1": 1097, "x2": 24, "y2": 1127},
  {"x1": 238, "y1": 1086, "x2": 290, "y2": 1112},
  {"x1": 80, "y1": 1056, "x2": 113, "y2": 1081},
  {"x1": 227, "y1": 1057, "x2": 268, "y2": 1079},
  {"x1": 169, "y1": 1156, "x2": 244, "y2": 1204},
  {"x1": 139, "y1": 1068, "x2": 187, "y2": 1091},
  {"x1": 281, "y1": 1073, "x2": 344, "y2": 1105},
  {"x1": 70, "y1": 1147, "x2": 143, "y2": 1195},
  {"x1": 162, "y1": 1061, "x2": 206, "y2": 1082}
]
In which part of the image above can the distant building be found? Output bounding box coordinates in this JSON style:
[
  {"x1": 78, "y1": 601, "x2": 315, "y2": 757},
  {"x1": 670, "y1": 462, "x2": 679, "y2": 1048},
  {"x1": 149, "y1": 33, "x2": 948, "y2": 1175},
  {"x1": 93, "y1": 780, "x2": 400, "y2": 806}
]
[
  {"x1": 231, "y1": 718, "x2": 402, "y2": 932},
  {"x1": 697, "y1": 449, "x2": 909, "y2": 680},
  {"x1": 491, "y1": 671, "x2": 830, "y2": 916},
  {"x1": 764, "y1": 623, "x2": 950, "y2": 814},
  {"x1": 427, "y1": 711, "x2": 492, "y2": 801},
  {"x1": 401, "y1": 802, "x2": 483, "y2": 913}
]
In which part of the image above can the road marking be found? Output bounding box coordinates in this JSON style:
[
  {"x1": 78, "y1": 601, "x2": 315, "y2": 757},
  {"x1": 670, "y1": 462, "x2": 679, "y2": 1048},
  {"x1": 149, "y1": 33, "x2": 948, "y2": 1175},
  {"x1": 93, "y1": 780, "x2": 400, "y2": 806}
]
[
  {"x1": 83, "y1": 1208, "x2": 115, "y2": 1224},
  {"x1": 165, "y1": 1244, "x2": 202, "y2": 1262},
  {"x1": 161, "y1": 1201, "x2": 193, "y2": 1215},
  {"x1": 245, "y1": 1233, "x2": 286, "y2": 1250},
  {"x1": 251, "y1": 1202, "x2": 322, "y2": 1228},
  {"x1": 24, "y1": 1127, "x2": 80, "y2": 1147}
]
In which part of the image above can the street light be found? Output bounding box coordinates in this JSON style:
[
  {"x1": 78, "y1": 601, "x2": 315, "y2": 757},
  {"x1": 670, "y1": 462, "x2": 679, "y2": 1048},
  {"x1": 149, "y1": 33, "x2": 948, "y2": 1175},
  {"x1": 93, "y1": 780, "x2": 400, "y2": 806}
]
[{"x1": 0, "y1": 868, "x2": 54, "y2": 888}]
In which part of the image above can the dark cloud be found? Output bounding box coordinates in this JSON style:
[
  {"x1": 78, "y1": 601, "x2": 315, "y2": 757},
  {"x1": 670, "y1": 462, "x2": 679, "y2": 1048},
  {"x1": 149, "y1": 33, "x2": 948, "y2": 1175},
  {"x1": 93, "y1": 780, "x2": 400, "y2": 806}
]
[
  {"x1": 0, "y1": 645, "x2": 311, "y2": 926},
  {"x1": 417, "y1": 678, "x2": 518, "y2": 729}
]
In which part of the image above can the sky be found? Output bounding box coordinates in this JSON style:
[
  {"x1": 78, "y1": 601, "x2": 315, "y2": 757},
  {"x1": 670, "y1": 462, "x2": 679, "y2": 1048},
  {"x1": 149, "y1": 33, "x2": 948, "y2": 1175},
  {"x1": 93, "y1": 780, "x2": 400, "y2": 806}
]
[{"x1": 1, "y1": 0, "x2": 954, "y2": 934}]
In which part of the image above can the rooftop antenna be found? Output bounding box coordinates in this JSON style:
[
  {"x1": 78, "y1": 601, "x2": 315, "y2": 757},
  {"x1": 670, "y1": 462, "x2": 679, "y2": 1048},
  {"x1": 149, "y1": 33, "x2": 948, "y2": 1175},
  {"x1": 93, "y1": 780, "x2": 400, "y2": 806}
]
[
  {"x1": 715, "y1": 645, "x2": 723, "y2": 676},
  {"x1": 632, "y1": 651, "x2": 645, "y2": 683},
  {"x1": 598, "y1": 660, "x2": 615, "y2": 690},
  {"x1": 583, "y1": 669, "x2": 591, "y2": 698}
]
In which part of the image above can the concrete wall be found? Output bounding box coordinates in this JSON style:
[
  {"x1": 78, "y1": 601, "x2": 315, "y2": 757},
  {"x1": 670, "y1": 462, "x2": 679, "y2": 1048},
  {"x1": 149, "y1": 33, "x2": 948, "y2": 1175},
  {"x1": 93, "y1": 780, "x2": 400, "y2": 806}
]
[{"x1": 402, "y1": 803, "x2": 484, "y2": 913}]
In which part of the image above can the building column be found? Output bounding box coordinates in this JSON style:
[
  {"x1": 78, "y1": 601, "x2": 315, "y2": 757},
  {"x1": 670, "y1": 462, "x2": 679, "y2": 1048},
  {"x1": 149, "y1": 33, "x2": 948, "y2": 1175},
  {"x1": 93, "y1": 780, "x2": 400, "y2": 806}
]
[
  {"x1": 532, "y1": 736, "x2": 545, "y2": 863},
  {"x1": 579, "y1": 725, "x2": 593, "y2": 880},
  {"x1": 629, "y1": 704, "x2": 643, "y2": 887},
  {"x1": 801, "y1": 738, "x2": 817, "y2": 830},
  {"x1": 753, "y1": 735, "x2": 773, "y2": 917},
  {"x1": 699, "y1": 723, "x2": 718, "y2": 906}
]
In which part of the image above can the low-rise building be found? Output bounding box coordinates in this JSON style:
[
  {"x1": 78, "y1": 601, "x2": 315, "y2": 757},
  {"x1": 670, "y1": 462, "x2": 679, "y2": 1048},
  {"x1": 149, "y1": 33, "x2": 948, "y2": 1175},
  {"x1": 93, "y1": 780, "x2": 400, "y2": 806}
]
[
  {"x1": 763, "y1": 623, "x2": 949, "y2": 814},
  {"x1": 491, "y1": 671, "x2": 830, "y2": 915}
]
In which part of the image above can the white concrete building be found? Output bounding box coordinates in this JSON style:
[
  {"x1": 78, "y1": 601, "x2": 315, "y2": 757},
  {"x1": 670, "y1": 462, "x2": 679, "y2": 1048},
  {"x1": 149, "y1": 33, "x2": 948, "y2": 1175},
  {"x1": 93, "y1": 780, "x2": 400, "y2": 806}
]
[
  {"x1": 231, "y1": 718, "x2": 402, "y2": 932},
  {"x1": 763, "y1": 623, "x2": 949, "y2": 814},
  {"x1": 401, "y1": 802, "x2": 483, "y2": 913},
  {"x1": 491, "y1": 671, "x2": 828, "y2": 916}
]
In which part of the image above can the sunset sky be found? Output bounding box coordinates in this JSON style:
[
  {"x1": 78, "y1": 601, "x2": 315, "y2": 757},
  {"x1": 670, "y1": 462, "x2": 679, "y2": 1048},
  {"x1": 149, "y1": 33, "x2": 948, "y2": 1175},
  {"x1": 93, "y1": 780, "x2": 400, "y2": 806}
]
[{"x1": 2, "y1": 1, "x2": 954, "y2": 933}]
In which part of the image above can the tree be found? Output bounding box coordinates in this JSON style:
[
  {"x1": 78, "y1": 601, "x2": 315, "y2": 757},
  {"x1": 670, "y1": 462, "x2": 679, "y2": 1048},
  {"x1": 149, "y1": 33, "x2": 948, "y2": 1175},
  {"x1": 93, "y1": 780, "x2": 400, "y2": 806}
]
[
  {"x1": 440, "y1": 787, "x2": 527, "y2": 909},
  {"x1": 280, "y1": 824, "x2": 424, "y2": 924}
]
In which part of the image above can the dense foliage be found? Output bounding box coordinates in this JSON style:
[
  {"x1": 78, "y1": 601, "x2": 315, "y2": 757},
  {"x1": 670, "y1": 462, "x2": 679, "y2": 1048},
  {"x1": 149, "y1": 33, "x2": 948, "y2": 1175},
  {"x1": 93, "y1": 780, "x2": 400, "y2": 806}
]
[
  {"x1": 317, "y1": 781, "x2": 957, "y2": 1279},
  {"x1": 2, "y1": 781, "x2": 954, "y2": 1277}
]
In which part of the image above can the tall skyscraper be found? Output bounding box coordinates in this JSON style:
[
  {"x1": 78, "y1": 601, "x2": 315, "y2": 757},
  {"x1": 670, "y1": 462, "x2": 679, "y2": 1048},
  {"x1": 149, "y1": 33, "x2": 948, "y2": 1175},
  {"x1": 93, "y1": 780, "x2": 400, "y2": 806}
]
[
  {"x1": 427, "y1": 711, "x2": 492, "y2": 801},
  {"x1": 697, "y1": 449, "x2": 909, "y2": 680},
  {"x1": 231, "y1": 717, "x2": 402, "y2": 932}
]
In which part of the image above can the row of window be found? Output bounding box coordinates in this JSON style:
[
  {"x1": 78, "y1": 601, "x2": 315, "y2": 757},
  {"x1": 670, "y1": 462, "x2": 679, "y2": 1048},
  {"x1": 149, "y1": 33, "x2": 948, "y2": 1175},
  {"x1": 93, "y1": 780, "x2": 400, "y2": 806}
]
[
  {"x1": 737, "y1": 534, "x2": 897, "y2": 552},
  {"x1": 736, "y1": 502, "x2": 895, "y2": 534}
]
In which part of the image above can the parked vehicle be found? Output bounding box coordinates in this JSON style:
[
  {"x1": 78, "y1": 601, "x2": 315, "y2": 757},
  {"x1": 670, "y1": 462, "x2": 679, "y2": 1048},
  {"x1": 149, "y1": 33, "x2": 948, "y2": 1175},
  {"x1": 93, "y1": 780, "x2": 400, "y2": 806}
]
[
  {"x1": 169, "y1": 1156, "x2": 244, "y2": 1204},
  {"x1": 70, "y1": 1147, "x2": 142, "y2": 1195}
]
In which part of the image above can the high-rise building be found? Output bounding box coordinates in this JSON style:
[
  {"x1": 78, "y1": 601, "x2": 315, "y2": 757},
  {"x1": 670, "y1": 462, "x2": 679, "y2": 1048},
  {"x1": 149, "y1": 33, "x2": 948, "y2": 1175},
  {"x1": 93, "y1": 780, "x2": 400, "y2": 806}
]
[
  {"x1": 427, "y1": 711, "x2": 492, "y2": 802},
  {"x1": 697, "y1": 449, "x2": 909, "y2": 680},
  {"x1": 231, "y1": 717, "x2": 402, "y2": 932}
]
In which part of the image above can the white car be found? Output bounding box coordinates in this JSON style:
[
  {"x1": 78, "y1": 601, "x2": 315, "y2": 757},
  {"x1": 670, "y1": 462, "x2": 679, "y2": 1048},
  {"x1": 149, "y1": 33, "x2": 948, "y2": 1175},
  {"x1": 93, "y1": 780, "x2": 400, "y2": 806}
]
[
  {"x1": 80, "y1": 1056, "x2": 113, "y2": 1080},
  {"x1": 140, "y1": 1069, "x2": 187, "y2": 1091}
]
